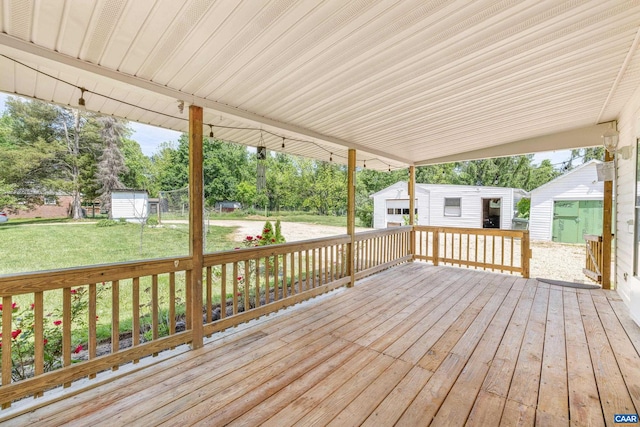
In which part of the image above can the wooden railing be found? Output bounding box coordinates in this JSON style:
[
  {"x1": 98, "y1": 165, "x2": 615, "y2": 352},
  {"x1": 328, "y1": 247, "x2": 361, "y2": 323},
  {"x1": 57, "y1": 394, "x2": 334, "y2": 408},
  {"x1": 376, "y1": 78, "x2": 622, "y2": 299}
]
[
  {"x1": 0, "y1": 227, "x2": 412, "y2": 407},
  {"x1": 0, "y1": 258, "x2": 194, "y2": 408},
  {"x1": 414, "y1": 226, "x2": 531, "y2": 278},
  {"x1": 354, "y1": 226, "x2": 413, "y2": 279},
  {"x1": 201, "y1": 235, "x2": 351, "y2": 336},
  {"x1": 583, "y1": 234, "x2": 603, "y2": 284}
]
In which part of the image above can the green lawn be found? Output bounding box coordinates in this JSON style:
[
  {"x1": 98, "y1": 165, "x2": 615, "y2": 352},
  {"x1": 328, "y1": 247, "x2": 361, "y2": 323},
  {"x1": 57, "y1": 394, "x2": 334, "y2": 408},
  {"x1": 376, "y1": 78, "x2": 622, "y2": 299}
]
[{"x1": 0, "y1": 221, "x2": 237, "y2": 275}]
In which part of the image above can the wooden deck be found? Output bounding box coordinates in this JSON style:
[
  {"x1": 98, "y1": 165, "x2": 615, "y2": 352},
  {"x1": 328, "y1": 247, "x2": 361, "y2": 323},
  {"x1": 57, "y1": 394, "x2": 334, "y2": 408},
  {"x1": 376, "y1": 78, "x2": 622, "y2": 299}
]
[{"x1": 4, "y1": 263, "x2": 640, "y2": 426}]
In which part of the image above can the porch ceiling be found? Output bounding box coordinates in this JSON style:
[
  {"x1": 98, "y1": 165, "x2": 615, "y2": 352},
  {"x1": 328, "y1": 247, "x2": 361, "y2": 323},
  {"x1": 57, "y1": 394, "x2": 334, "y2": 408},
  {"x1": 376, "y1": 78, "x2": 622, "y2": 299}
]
[{"x1": 1, "y1": 1, "x2": 640, "y2": 170}]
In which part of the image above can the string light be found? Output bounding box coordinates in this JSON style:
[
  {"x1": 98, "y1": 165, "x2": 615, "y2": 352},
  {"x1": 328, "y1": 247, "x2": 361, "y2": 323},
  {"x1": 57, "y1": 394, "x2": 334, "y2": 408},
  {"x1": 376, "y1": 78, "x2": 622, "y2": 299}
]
[
  {"x1": 363, "y1": 160, "x2": 367, "y2": 168},
  {"x1": 2, "y1": 54, "x2": 400, "y2": 170}
]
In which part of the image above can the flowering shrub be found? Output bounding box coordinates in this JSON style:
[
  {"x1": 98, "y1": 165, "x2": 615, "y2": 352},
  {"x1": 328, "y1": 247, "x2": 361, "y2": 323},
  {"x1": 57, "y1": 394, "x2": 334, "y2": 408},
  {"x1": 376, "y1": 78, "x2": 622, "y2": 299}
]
[
  {"x1": 0, "y1": 285, "x2": 109, "y2": 381},
  {"x1": 234, "y1": 220, "x2": 286, "y2": 311}
]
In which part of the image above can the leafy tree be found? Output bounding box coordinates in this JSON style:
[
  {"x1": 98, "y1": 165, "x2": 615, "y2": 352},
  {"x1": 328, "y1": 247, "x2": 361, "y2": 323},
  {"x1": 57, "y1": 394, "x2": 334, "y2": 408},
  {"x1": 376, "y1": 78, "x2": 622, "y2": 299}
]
[{"x1": 121, "y1": 138, "x2": 153, "y2": 193}]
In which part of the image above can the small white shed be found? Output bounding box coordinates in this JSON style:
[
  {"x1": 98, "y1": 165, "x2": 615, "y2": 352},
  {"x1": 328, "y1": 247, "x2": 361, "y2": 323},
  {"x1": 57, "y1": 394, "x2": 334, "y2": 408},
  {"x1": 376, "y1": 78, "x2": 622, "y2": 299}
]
[
  {"x1": 529, "y1": 160, "x2": 604, "y2": 243},
  {"x1": 371, "y1": 182, "x2": 527, "y2": 230},
  {"x1": 111, "y1": 189, "x2": 149, "y2": 224}
]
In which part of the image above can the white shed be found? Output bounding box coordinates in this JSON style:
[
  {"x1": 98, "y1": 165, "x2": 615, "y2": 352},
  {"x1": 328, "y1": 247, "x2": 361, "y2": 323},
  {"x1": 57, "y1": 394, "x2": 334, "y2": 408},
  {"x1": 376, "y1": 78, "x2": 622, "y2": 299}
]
[
  {"x1": 111, "y1": 190, "x2": 149, "y2": 224},
  {"x1": 529, "y1": 160, "x2": 603, "y2": 243},
  {"x1": 371, "y1": 182, "x2": 527, "y2": 230}
]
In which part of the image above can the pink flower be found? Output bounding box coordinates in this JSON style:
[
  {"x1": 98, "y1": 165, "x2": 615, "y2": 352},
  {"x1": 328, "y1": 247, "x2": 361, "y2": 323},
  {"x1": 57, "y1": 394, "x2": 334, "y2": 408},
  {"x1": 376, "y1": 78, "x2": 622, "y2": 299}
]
[
  {"x1": 0, "y1": 304, "x2": 3, "y2": 311},
  {"x1": 74, "y1": 344, "x2": 83, "y2": 354},
  {"x1": 245, "y1": 236, "x2": 253, "y2": 241},
  {"x1": 256, "y1": 235, "x2": 262, "y2": 240},
  {"x1": 234, "y1": 247, "x2": 240, "y2": 250},
  {"x1": 11, "y1": 302, "x2": 18, "y2": 311},
  {"x1": 53, "y1": 320, "x2": 62, "y2": 326},
  {"x1": 30, "y1": 303, "x2": 35, "y2": 310},
  {"x1": 236, "y1": 292, "x2": 242, "y2": 296},
  {"x1": 263, "y1": 228, "x2": 269, "y2": 233},
  {"x1": 43, "y1": 339, "x2": 48, "y2": 345},
  {"x1": 70, "y1": 289, "x2": 77, "y2": 294},
  {"x1": 271, "y1": 238, "x2": 276, "y2": 243},
  {"x1": 11, "y1": 329, "x2": 21, "y2": 339},
  {"x1": 237, "y1": 276, "x2": 243, "y2": 281}
]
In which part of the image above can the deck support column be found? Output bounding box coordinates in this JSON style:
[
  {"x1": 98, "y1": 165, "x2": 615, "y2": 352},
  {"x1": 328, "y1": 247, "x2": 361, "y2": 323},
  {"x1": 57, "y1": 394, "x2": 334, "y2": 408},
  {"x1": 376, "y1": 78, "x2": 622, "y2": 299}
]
[
  {"x1": 602, "y1": 149, "x2": 614, "y2": 289},
  {"x1": 347, "y1": 149, "x2": 356, "y2": 287},
  {"x1": 189, "y1": 105, "x2": 204, "y2": 349},
  {"x1": 409, "y1": 166, "x2": 416, "y2": 260}
]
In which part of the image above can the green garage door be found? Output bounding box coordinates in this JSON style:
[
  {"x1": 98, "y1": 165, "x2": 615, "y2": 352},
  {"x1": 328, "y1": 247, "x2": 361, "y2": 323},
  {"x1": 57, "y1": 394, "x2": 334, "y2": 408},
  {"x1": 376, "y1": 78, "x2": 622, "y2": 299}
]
[{"x1": 552, "y1": 200, "x2": 603, "y2": 243}]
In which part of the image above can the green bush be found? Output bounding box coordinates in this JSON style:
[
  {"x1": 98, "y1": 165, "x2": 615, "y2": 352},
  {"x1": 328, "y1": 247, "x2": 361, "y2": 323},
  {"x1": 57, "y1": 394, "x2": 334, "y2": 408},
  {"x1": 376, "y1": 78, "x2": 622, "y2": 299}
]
[{"x1": 147, "y1": 217, "x2": 159, "y2": 226}]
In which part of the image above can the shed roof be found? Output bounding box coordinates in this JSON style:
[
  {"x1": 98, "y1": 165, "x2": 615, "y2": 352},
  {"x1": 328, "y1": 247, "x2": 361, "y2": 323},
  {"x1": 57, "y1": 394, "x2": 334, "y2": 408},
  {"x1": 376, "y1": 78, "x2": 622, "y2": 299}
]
[{"x1": 1, "y1": 1, "x2": 638, "y2": 170}]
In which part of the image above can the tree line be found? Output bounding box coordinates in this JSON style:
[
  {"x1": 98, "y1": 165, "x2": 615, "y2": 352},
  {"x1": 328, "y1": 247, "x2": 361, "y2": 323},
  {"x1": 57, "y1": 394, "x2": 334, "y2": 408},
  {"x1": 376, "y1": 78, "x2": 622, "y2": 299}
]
[{"x1": 0, "y1": 97, "x2": 603, "y2": 225}]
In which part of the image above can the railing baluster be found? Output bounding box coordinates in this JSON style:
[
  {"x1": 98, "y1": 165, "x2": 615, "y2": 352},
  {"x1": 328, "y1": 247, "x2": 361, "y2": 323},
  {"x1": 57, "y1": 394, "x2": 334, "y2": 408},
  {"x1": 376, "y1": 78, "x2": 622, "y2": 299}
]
[
  {"x1": 274, "y1": 255, "x2": 280, "y2": 300},
  {"x1": 244, "y1": 260, "x2": 250, "y2": 309},
  {"x1": 152, "y1": 275, "x2": 159, "y2": 344},
  {"x1": 265, "y1": 256, "x2": 271, "y2": 303},
  {"x1": 169, "y1": 272, "x2": 176, "y2": 336},
  {"x1": 132, "y1": 277, "x2": 140, "y2": 362},
  {"x1": 220, "y1": 264, "x2": 227, "y2": 319},
  {"x1": 233, "y1": 263, "x2": 239, "y2": 315},
  {"x1": 87, "y1": 284, "x2": 96, "y2": 380},
  {"x1": 306, "y1": 250, "x2": 310, "y2": 291},
  {"x1": 283, "y1": 252, "x2": 288, "y2": 298},
  {"x1": 2, "y1": 296, "x2": 12, "y2": 394},
  {"x1": 34, "y1": 291, "x2": 44, "y2": 397},
  {"x1": 255, "y1": 258, "x2": 261, "y2": 308},
  {"x1": 112, "y1": 280, "x2": 119, "y2": 369},
  {"x1": 206, "y1": 267, "x2": 212, "y2": 324}
]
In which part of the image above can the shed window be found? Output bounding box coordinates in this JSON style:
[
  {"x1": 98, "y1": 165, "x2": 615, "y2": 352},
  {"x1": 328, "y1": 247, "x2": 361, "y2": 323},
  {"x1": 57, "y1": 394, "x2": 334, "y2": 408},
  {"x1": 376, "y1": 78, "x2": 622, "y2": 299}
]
[
  {"x1": 44, "y1": 195, "x2": 57, "y2": 205},
  {"x1": 387, "y1": 208, "x2": 394, "y2": 214},
  {"x1": 444, "y1": 198, "x2": 461, "y2": 217}
]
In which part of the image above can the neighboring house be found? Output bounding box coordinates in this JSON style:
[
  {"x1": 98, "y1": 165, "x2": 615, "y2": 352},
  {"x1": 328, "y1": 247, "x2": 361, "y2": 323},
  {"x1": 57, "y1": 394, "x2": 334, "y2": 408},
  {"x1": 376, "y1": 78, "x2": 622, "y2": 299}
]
[
  {"x1": 111, "y1": 189, "x2": 149, "y2": 223},
  {"x1": 10, "y1": 192, "x2": 74, "y2": 219},
  {"x1": 529, "y1": 160, "x2": 603, "y2": 243},
  {"x1": 371, "y1": 181, "x2": 527, "y2": 230}
]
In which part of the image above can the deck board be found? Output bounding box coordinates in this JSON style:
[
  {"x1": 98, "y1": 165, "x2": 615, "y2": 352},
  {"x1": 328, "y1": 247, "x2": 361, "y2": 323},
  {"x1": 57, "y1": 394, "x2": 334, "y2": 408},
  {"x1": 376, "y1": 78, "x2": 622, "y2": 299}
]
[{"x1": 4, "y1": 263, "x2": 640, "y2": 426}]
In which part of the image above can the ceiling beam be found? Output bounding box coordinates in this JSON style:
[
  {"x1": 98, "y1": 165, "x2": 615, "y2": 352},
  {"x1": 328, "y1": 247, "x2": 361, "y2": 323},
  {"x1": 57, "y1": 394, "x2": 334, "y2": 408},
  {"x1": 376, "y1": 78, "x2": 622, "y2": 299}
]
[
  {"x1": 416, "y1": 123, "x2": 614, "y2": 165},
  {"x1": 0, "y1": 34, "x2": 413, "y2": 166}
]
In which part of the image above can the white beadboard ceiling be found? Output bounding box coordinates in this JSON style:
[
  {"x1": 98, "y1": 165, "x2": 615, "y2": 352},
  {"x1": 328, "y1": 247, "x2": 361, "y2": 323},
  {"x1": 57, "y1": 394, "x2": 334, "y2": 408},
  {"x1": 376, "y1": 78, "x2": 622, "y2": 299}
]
[{"x1": 1, "y1": 0, "x2": 640, "y2": 170}]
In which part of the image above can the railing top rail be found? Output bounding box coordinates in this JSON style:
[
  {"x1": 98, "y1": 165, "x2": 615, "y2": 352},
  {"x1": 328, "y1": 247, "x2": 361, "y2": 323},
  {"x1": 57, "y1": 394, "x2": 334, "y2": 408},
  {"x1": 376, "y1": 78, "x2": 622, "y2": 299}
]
[
  {"x1": 584, "y1": 234, "x2": 603, "y2": 242},
  {"x1": 414, "y1": 225, "x2": 527, "y2": 238},
  {"x1": 354, "y1": 226, "x2": 412, "y2": 241},
  {"x1": 204, "y1": 234, "x2": 351, "y2": 265},
  {"x1": 0, "y1": 257, "x2": 193, "y2": 296}
]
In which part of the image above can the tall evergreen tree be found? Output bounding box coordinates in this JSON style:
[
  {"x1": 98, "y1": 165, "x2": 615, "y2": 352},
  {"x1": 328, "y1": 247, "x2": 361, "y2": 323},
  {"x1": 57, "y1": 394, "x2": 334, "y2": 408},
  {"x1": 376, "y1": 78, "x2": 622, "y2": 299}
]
[{"x1": 96, "y1": 116, "x2": 129, "y2": 217}]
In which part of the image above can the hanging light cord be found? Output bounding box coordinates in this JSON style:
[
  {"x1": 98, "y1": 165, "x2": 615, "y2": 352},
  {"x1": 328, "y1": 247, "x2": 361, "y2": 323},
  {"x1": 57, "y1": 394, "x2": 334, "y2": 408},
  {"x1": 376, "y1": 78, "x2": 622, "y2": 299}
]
[{"x1": 1, "y1": 53, "x2": 399, "y2": 171}]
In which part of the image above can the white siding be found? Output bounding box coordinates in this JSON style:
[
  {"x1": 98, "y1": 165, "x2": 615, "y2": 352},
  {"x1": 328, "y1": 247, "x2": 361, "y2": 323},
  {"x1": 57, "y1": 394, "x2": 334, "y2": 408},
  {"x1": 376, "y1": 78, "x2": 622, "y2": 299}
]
[
  {"x1": 529, "y1": 162, "x2": 603, "y2": 241},
  {"x1": 614, "y1": 83, "x2": 640, "y2": 323},
  {"x1": 371, "y1": 182, "x2": 519, "y2": 230},
  {"x1": 111, "y1": 191, "x2": 149, "y2": 223}
]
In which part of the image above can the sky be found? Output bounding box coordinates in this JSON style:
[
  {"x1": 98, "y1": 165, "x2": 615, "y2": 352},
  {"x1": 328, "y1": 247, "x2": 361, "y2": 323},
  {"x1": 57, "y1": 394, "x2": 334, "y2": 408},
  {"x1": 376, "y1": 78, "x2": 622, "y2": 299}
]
[{"x1": 1, "y1": 92, "x2": 571, "y2": 164}]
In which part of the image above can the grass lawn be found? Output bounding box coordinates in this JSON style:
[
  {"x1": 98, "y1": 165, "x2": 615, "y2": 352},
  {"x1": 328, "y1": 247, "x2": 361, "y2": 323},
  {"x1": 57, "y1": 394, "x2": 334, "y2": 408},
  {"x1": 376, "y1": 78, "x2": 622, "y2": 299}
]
[{"x1": 0, "y1": 221, "x2": 237, "y2": 275}]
